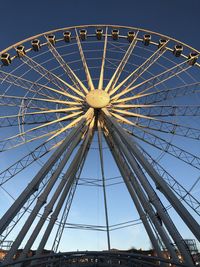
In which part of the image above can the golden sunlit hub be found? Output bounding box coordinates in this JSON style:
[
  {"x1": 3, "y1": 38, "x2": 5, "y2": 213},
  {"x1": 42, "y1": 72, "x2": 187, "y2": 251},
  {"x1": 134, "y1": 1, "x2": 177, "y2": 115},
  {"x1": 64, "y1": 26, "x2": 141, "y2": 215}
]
[{"x1": 86, "y1": 89, "x2": 110, "y2": 108}]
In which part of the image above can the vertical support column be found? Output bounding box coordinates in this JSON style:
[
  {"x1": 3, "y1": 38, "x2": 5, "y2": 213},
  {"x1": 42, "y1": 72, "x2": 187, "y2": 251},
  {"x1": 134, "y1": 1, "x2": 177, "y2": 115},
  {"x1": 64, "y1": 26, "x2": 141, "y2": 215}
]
[{"x1": 98, "y1": 122, "x2": 111, "y2": 251}]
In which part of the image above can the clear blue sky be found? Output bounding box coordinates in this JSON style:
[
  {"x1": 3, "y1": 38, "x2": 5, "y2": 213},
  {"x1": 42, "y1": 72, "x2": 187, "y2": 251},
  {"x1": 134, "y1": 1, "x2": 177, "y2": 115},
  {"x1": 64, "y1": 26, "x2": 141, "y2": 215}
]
[
  {"x1": 0, "y1": 0, "x2": 200, "y2": 252},
  {"x1": 0, "y1": 0, "x2": 200, "y2": 52}
]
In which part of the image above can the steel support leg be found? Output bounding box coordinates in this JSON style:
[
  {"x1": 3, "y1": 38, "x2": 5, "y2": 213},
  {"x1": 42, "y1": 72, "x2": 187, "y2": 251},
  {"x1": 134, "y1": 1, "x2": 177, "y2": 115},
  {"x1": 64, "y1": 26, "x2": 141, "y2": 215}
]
[
  {"x1": 4, "y1": 128, "x2": 85, "y2": 263},
  {"x1": 0, "y1": 117, "x2": 90, "y2": 236},
  {"x1": 104, "y1": 129, "x2": 164, "y2": 259},
  {"x1": 104, "y1": 119, "x2": 194, "y2": 266},
  {"x1": 103, "y1": 127, "x2": 179, "y2": 262},
  {"x1": 35, "y1": 121, "x2": 94, "y2": 256},
  {"x1": 102, "y1": 108, "x2": 200, "y2": 242},
  {"x1": 103, "y1": 111, "x2": 196, "y2": 266}
]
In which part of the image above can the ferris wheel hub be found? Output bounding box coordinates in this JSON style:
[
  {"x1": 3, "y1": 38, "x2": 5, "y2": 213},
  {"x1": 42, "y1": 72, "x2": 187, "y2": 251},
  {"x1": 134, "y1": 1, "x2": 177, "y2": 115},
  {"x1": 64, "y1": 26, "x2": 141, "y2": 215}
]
[{"x1": 86, "y1": 89, "x2": 110, "y2": 108}]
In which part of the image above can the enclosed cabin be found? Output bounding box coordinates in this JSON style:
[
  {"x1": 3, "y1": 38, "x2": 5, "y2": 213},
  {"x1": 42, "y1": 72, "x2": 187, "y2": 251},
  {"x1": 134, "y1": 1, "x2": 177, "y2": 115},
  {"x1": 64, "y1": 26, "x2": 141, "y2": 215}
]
[
  {"x1": 47, "y1": 35, "x2": 56, "y2": 46},
  {"x1": 173, "y1": 44, "x2": 183, "y2": 57},
  {"x1": 79, "y1": 29, "x2": 87, "y2": 40},
  {"x1": 16, "y1": 45, "x2": 26, "y2": 57},
  {"x1": 112, "y1": 29, "x2": 119, "y2": 40},
  {"x1": 158, "y1": 39, "x2": 167, "y2": 50},
  {"x1": 188, "y1": 52, "x2": 198, "y2": 66},
  {"x1": 31, "y1": 39, "x2": 41, "y2": 52},
  {"x1": 63, "y1": 31, "x2": 71, "y2": 42},
  {"x1": 127, "y1": 31, "x2": 135, "y2": 42},
  {"x1": 96, "y1": 28, "x2": 103, "y2": 40},
  {"x1": 143, "y1": 34, "x2": 151, "y2": 46},
  {"x1": 1, "y1": 53, "x2": 11, "y2": 66}
]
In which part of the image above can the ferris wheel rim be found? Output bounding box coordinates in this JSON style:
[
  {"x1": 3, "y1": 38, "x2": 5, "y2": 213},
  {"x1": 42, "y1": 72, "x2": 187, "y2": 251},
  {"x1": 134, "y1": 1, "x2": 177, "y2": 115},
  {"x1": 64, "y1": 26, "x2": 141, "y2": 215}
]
[
  {"x1": 0, "y1": 24, "x2": 199, "y2": 264},
  {"x1": 0, "y1": 24, "x2": 200, "y2": 57}
]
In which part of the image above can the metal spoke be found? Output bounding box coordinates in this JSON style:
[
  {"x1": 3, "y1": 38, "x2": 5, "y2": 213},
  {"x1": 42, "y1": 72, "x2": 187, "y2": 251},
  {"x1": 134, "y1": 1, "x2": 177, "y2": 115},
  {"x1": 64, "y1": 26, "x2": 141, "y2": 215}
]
[
  {"x1": 0, "y1": 106, "x2": 82, "y2": 120},
  {"x1": 109, "y1": 111, "x2": 135, "y2": 126},
  {"x1": 0, "y1": 111, "x2": 83, "y2": 146},
  {"x1": 0, "y1": 113, "x2": 55, "y2": 128},
  {"x1": 98, "y1": 27, "x2": 108, "y2": 90},
  {"x1": 0, "y1": 94, "x2": 81, "y2": 109},
  {"x1": 75, "y1": 28, "x2": 94, "y2": 91},
  {"x1": 45, "y1": 35, "x2": 88, "y2": 95},
  {"x1": 0, "y1": 69, "x2": 83, "y2": 102},
  {"x1": 0, "y1": 71, "x2": 56, "y2": 100},
  {"x1": 112, "y1": 59, "x2": 192, "y2": 104},
  {"x1": 0, "y1": 128, "x2": 58, "y2": 152},
  {"x1": 127, "y1": 82, "x2": 200, "y2": 105},
  {"x1": 126, "y1": 127, "x2": 200, "y2": 170},
  {"x1": 0, "y1": 109, "x2": 82, "y2": 134},
  {"x1": 110, "y1": 40, "x2": 169, "y2": 98},
  {"x1": 20, "y1": 53, "x2": 85, "y2": 98},
  {"x1": 105, "y1": 31, "x2": 139, "y2": 92},
  {"x1": 111, "y1": 107, "x2": 200, "y2": 140},
  {"x1": 47, "y1": 108, "x2": 94, "y2": 141},
  {"x1": 112, "y1": 104, "x2": 200, "y2": 117},
  {"x1": 111, "y1": 107, "x2": 158, "y2": 120}
]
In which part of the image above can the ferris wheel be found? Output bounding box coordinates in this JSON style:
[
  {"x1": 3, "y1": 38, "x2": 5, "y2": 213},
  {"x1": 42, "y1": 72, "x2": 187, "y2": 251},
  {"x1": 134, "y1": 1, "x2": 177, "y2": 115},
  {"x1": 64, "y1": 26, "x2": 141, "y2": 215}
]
[{"x1": 0, "y1": 25, "x2": 200, "y2": 266}]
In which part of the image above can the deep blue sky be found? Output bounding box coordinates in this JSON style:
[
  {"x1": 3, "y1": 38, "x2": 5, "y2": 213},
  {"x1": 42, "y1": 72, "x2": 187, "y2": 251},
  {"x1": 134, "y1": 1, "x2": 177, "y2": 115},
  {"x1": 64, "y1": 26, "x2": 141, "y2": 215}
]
[{"x1": 0, "y1": 0, "x2": 200, "y2": 52}]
